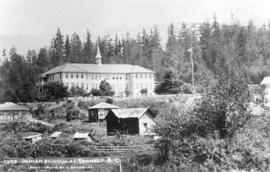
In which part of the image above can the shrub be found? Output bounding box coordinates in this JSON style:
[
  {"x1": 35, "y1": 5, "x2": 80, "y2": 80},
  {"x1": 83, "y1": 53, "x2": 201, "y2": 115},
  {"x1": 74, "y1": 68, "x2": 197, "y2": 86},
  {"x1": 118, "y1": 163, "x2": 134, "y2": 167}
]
[
  {"x1": 154, "y1": 73, "x2": 252, "y2": 170},
  {"x1": 91, "y1": 89, "x2": 103, "y2": 96},
  {"x1": 229, "y1": 116, "x2": 270, "y2": 171},
  {"x1": 77, "y1": 101, "x2": 89, "y2": 109},
  {"x1": 140, "y1": 88, "x2": 148, "y2": 95},
  {"x1": 180, "y1": 83, "x2": 193, "y2": 94},
  {"x1": 3, "y1": 122, "x2": 53, "y2": 134},
  {"x1": 41, "y1": 82, "x2": 68, "y2": 101}
]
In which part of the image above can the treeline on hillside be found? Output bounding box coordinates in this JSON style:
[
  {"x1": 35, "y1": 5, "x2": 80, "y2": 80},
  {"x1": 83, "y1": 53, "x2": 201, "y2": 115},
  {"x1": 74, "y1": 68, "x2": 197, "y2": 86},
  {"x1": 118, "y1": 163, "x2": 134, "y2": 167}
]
[{"x1": 1, "y1": 17, "x2": 270, "y2": 102}]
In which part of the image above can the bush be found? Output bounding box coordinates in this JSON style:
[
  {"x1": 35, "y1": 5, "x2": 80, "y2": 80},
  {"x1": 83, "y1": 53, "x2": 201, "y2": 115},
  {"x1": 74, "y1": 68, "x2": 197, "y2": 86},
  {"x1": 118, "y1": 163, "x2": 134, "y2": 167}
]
[
  {"x1": 180, "y1": 83, "x2": 193, "y2": 94},
  {"x1": 140, "y1": 88, "x2": 148, "y2": 95},
  {"x1": 40, "y1": 82, "x2": 68, "y2": 101},
  {"x1": 3, "y1": 122, "x2": 53, "y2": 134},
  {"x1": 229, "y1": 116, "x2": 270, "y2": 171},
  {"x1": 154, "y1": 73, "x2": 253, "y2": 171},
  {"x1": 77, "y1": 101, "x2": 89, "y2": 109},
  {"x1": 91, "y1": 89, "x2": 103, "y2": 96}
]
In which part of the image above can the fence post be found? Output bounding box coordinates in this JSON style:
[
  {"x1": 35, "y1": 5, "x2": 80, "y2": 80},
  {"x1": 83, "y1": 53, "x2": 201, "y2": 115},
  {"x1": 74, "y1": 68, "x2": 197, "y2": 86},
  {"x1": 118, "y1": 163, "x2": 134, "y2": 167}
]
[{"x1": 119, "y1": 159, "x2": 122, "y2": 172}]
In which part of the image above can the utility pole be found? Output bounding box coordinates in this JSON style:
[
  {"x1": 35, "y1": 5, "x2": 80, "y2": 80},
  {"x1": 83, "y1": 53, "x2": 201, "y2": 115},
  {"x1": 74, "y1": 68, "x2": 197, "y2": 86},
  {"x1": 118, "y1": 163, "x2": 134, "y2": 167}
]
[
  {"x1": 189, "y1": 46, "x2": 195, "y2": 94},
  {"x1": 41, "y1": 76, "x2": 44, "y2": 93}
]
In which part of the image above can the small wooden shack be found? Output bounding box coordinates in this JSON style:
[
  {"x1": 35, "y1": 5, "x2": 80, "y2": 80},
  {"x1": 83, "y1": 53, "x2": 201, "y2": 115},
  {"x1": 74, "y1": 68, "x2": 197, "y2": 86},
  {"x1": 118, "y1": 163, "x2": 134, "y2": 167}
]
[
  {"x1": 105, "y1": 108, "x2": 156, "y2": 136},
  {"x1": 50, "y1": 131, "x2": 62, "y2": 139},
  {"x1": 0, "y1": 102, "x2": 30, "y2": 123},
  {"x1": 23, "y1": 133, "x2": 43, "y2": 143},
  {"x1": 73, "y1": 132, "x2": 92, "y2": 142},
  {"x1": 88, "y1": 102, "x2": 119, "y2": 123}
]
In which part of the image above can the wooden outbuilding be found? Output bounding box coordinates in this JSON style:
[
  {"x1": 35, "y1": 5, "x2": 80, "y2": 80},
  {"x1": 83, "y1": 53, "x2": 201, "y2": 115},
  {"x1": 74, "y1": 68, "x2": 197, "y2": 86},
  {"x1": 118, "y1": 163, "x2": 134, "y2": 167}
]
[
  {"x1": 105, "y1": 108, "x2": 156, "y2": 136},
  {"x1": 73, "y1": 132, "x2": 92, "y2": 142},
  {"x1": 23, "y1": 133, "x2": 43, "y2": 143},
  {"x1": 0, "y1": 102, "x2": 30, "y2": 123},
  {"x1": 88, "y1": 102, "x2": 119, "y2": 123},
  {"x1": 50, "y1": 131, "x2": 62, "y2": 139}
]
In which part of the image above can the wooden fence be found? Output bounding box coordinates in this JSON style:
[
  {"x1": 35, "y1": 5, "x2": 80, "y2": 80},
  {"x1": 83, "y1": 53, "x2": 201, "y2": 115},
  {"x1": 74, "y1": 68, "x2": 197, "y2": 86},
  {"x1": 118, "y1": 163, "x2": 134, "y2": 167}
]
[{"x1": 92, "y1": 144, "x2": 155, "y2": 152}]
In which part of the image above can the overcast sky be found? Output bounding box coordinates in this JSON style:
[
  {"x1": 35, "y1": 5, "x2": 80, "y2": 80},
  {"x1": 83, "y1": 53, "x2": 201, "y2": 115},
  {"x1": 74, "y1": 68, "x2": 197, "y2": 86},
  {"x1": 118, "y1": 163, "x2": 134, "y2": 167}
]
[
  {"x1": 1, "y1": 0, "x2": 270, "y2": 53},
  {"x1": 1, "y1": 0, "x2": 270, "y2": 35}
]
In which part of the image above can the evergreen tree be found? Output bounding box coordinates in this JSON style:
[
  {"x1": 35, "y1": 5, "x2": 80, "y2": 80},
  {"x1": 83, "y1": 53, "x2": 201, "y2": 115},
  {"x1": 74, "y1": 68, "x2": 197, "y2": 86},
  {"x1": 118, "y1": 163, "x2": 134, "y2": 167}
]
[
  {"x1": 64, "y1": 35, "x2": 72, "y2": 63},
  {"x1": 82, "y1": 30, "x2": 94, "y2": 63},
  {"x1": 37, "y1": 47, "x2": 49, "y2": 74},
  {"x1": 50, "y1": 28, "x2": 64, "y2": 66},
  {"x1": 71, "y1": 33, "x2": 82, "y2": 63}
]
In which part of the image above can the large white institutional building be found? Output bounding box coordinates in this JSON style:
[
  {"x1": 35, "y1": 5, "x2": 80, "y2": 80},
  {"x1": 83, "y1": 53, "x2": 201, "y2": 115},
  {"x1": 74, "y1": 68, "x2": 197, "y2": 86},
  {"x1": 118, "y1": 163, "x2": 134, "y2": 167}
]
[{"x1": 37, "y1": 45, "x2": 155, "y2": 97}]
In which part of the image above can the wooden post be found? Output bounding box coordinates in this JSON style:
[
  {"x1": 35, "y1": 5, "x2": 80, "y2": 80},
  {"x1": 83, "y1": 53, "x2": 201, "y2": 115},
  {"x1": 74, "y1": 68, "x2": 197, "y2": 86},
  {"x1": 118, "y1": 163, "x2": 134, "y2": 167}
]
[{"x1": 119, "y1": 159, "x2": 122, "y2": 172}]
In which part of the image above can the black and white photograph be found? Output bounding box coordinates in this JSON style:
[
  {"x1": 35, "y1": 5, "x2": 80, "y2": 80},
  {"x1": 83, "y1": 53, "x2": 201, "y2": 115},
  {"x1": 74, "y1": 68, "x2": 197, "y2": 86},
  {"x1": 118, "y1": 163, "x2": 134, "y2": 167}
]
[{"x1": 0, "y1": 0, "x2": 270, "y2": 171}]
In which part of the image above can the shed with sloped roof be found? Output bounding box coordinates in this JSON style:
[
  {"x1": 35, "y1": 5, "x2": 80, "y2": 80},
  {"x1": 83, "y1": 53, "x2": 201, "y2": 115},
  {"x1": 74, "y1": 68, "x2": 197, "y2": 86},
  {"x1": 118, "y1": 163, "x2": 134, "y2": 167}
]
[
  {"x1": 105, "y1": 108, "x2": 156, "y2": 136},
  {"x1": 73, "y1": 132, "x2": 92, "y2": 142},
  {"x1": 22, "y1": 132, "x2": 43, "y2": 143}
]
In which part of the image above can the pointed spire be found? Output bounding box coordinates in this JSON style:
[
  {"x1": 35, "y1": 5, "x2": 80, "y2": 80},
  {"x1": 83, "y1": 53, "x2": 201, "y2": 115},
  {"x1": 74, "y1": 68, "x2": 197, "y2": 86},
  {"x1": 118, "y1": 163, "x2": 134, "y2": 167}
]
[
  {"x1": 95, "y1": 38, "x2": 102, "y2": 65},
  {"x1": 96, "y1": 42, "x2": 102, "y2": 58}
]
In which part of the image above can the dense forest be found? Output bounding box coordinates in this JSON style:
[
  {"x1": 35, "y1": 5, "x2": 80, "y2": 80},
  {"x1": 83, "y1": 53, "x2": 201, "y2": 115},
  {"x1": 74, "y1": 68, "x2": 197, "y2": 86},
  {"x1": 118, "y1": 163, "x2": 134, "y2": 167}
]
[{"x1": 1, "y1": 17, "x2": 270, "y2": 102}]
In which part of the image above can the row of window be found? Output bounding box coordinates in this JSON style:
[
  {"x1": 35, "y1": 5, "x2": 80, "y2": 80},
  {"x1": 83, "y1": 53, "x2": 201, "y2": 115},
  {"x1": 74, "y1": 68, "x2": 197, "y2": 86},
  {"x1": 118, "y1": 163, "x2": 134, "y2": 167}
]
[
  {"x1": 65, "y1": 82, "x2": 154, "y2": 92},
  {"x1": 135, "y1": 73, "x2": 154, "y2": 79},
  {"x1": 49, "y1": 73, "x2": 154, "y2": 81},
  {"x1": 0, "y1": 113, "x2": 23, "y2": 121},
  {"x1": 136, "y1": 83, "x2": 153, "y2": 90},
  {"x1": 65, "y1": 82, "x2": 129, "y2": 91},
  {"x1": 64, "y1": 73, "x2": 129, "y2": 80}
]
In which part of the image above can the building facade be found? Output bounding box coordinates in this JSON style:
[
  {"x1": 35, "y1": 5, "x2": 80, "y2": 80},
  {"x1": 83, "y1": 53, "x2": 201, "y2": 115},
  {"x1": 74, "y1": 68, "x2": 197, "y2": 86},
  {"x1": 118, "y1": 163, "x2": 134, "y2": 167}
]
[
  {"x1": 260, "y1": 76, "x2": 270, "y2": 106},
  {"x1": 37, "y1": 44, "x2": 155, "y2": 97},
  {"x1": 0, "y1": 102, "x2": 30, "y2": 123},
  {"x1": 88, "y1": 102, "x2": 120, "y2": 123}
]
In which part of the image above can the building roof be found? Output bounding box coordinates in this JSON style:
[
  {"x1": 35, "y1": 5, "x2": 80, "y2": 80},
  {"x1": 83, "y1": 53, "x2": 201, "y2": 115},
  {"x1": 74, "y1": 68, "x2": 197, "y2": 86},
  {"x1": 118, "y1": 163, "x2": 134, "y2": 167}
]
[
  {"x1": 260, "y1": 77, "x2": 270, "y2": 85},
  {"x1": 22, "y1": 132, "x2": 42, "y2": 139},
  {"x1": 0, "y1": 102, "x2": 29, "y2": 111},
  {"x1": 88, "y1": 102, "x2": 120, "y2": 110},
  {"x1": 109, "y1": 108, "x2": 152, "y2": 119},
  {"x1": 73, "y1": 132, "x2": 90, "y2": 138},
  {"x1": 42, "y1": 63, "x2": 155, "y2": 76},
  {"x1": 50, "y1": 131, "x2": 62, "y2": 138}
]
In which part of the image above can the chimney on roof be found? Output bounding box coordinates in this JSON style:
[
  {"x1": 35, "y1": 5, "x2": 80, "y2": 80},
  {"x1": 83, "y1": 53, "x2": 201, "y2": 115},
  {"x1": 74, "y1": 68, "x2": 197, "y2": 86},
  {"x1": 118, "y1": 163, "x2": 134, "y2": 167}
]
[{"x1": 95, "y1": 39, "x2": 102, "y2": 65}]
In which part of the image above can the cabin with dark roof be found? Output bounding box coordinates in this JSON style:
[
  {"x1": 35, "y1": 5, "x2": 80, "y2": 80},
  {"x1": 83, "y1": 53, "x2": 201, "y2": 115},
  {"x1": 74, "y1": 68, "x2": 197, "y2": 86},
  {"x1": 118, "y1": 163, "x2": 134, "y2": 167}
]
[{"x1": 105, "y1": 108, "x2": 156, "y2": 136}]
